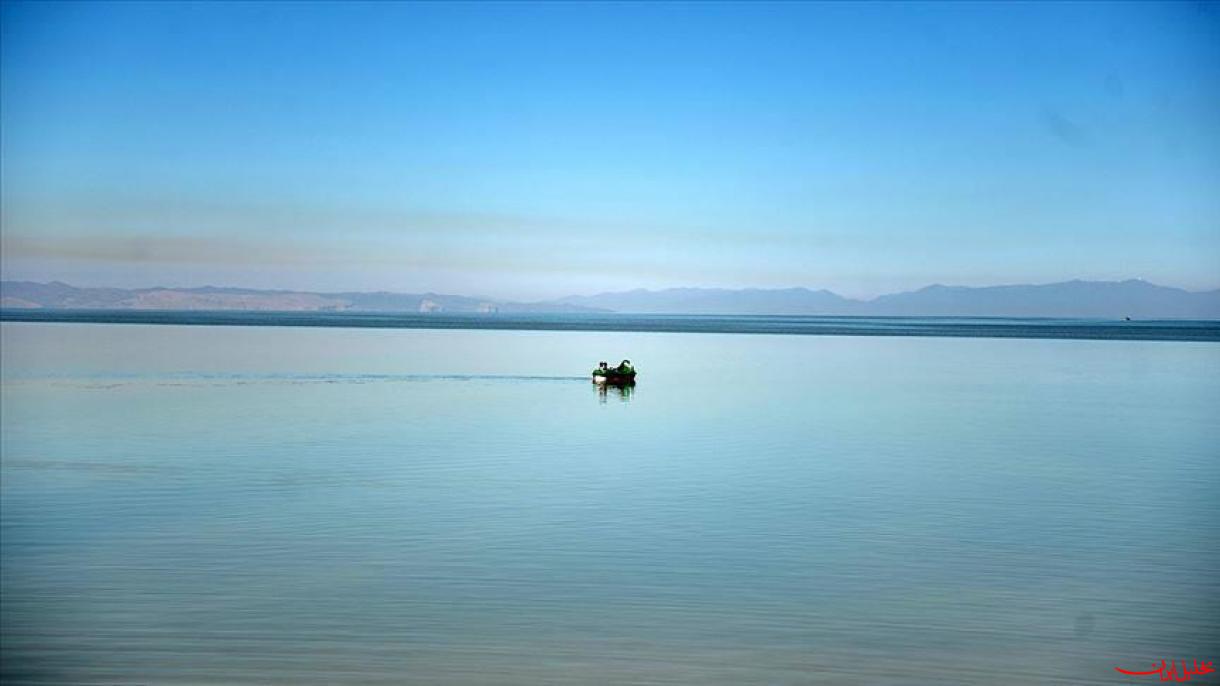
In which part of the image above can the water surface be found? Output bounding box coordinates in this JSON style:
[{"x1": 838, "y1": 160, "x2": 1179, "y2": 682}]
[{"x1": 2, "y1": 323, "x2": 1217, "y2": 684}]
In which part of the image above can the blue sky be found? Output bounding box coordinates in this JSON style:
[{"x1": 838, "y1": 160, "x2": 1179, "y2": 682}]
[{"x1": 1, "y1": 1, "x2": 1217, "y2": 299}]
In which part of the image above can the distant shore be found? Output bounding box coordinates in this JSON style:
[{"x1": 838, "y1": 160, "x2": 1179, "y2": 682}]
[
  {"x1": 3, "y1": 309, "x2": 1218, "y2": 342},
  {"x1": 5, "y1": 279, "x2": 1219, "y2": 319}
]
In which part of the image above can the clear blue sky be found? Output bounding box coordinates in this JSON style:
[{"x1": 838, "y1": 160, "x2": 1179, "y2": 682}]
[{"x1": 2, "y1": 1, "x2": 1217, "y2": 299}]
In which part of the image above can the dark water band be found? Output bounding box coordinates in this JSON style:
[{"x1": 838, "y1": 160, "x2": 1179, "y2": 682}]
[{"x1": 3, "y1": 309, "x2": 1218, "y2": 342}]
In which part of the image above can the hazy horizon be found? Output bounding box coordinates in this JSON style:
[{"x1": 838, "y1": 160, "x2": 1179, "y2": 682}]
[
  {"x1": 3, "y1": 2, "x2": 1218, "y2": 300},
  {"x1": 3, "y1": 275, "x2": 1219, "y2": 302},
  {"x1": 5, "y1": 270, "x2": 1218, "y2": 304}
]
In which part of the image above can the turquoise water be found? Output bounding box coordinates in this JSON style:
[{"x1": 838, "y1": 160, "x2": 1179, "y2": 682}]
[{"x1": 2, "y1": 322, "x2": 1218, "y2": 684}]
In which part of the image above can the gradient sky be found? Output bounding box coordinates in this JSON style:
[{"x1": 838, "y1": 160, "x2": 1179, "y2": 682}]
[{"x1": 2, "y1": 1, "x2": 1218, "y2": 299}]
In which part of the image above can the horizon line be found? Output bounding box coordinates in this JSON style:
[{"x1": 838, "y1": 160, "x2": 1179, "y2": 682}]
[{"x1": 3, "y1": 277, "x2": 1218, "y2": 304}]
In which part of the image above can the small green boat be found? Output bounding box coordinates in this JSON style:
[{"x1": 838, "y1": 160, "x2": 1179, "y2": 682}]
[{"x1": 592, "y1": 360, "x2": 636, "y2": 384}]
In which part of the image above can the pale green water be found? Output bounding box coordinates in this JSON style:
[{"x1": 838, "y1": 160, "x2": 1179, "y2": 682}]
[{"x1": 2, "y1": 322, "x2": 1218, "y2": 684}]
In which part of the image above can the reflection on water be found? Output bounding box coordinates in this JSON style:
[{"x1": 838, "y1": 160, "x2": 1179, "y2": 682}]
[
  {"x1": 2, "y1": 323, "x2": 1218, "y2": 685},
  {"x1": 595, "y1": 379, "x2": 635, "y2": 403}
]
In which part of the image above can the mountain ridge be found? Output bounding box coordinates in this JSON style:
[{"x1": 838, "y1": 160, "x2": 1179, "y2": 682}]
[{"x1": 2, "y1": 279, "x2": 1218, "y2": 319}]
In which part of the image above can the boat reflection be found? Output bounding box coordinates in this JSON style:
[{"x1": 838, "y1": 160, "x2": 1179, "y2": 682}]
[{"x1": 595, "y1": 379, "x2": 635, "y2": 403}]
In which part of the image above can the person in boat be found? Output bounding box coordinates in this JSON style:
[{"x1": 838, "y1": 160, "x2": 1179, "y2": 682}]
[
  {"x1": 616, "y1": 359, "x2": 634, "y2": 375},
  {"x1": 593, "y1": 361, "x2": 609, "y2": 376}
]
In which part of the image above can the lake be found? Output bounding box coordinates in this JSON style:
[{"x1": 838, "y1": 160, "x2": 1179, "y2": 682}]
[{"x1": 2, "y1": 321, "x2": 1217, "y2": 684}]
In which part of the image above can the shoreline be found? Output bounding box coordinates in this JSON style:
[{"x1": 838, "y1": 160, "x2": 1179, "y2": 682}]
[{"x1": 3, "y1": 309, "x2": 1218, "y2": 342}]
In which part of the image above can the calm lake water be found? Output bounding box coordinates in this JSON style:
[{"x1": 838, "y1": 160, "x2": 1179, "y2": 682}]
[{"x1": 2, "y1": 322, "x2": 1218, "y2": 684}]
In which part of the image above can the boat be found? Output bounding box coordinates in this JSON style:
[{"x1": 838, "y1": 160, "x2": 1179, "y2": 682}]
[{"x1": 592, "y1": 359, "x2": 636, "y2": 384}]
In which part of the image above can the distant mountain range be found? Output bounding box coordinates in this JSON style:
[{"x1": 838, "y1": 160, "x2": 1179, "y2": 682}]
[
  {"x1": 558, "y1": 280, "x2": 1220, "y2": 319},
  {"x1": 0, "y1": 281, "x2": 601, "y2": 314},
  {"x1": 2, "y1": 279, "x2": 1218, "y2": 319}
]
